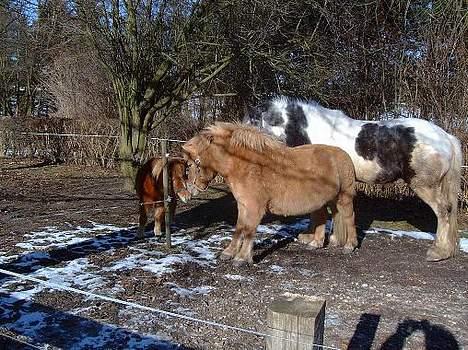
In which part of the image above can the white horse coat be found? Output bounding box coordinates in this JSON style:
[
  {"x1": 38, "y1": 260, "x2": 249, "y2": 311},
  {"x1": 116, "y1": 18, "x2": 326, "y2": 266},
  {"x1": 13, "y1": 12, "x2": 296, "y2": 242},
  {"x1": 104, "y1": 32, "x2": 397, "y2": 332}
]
[{"x1": 246, "y1": 96, "x2": 462, "y2": 261}]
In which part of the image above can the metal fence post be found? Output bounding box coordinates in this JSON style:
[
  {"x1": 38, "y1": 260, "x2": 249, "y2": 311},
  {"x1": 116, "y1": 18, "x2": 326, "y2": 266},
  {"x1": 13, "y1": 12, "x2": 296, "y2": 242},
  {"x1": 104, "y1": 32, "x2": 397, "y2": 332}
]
[{"x1": 161, "y1": 139, "x2": 171, "y2": 248}]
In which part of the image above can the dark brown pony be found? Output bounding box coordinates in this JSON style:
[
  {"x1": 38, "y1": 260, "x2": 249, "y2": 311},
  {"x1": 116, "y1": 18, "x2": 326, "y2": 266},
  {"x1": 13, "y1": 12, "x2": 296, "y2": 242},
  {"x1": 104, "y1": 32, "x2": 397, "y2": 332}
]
[
  {"x1": 135, "y1": 157, "x2": 191, "y2": 238},
  {"x1": 182, "y1": 122, "x2": 358, "y2": 266}
]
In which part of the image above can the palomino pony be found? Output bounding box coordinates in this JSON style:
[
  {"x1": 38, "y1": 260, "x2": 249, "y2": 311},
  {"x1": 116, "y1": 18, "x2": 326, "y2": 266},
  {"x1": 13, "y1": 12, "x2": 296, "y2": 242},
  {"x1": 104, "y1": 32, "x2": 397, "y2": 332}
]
[
  {"x1": 182, "y1": 122, "x2": 358, "y2": 266},
  {"x1": 135, "y1": 157, "x2": 191, "y2": 238},
  {"x1": 246, "y1": 96, "x2": 463, "y2": 261}
]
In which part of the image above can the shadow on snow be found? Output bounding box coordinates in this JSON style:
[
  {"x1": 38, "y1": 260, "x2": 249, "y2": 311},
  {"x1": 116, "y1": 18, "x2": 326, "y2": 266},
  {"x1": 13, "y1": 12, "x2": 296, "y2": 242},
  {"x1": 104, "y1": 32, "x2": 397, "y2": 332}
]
[{"x1": 0, "y1": 292, "x2": 192, "y2": 350}]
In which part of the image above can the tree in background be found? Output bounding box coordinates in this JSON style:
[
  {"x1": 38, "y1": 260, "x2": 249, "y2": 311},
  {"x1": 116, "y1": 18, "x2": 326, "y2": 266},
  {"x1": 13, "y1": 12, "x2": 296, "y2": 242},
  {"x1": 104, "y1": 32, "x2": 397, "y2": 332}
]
[
  {"x1": 210, "y1": 0, "x2": 332, "y2": 112},
  {"x1": 2, "y1": 0, "x2": 466, "y2": 172},
  {"x1": 0, "y1": 0, "x2": 28, "y2": 117},
  {"x1": 76, "y1": 0, "x2": 234, "y2": 182},
  {"x1": 215, "y1": 0, "x2": 466, "y2": 132},
  {"x1": 318, "y1": 0, "x2": 467, "y2": 125},
  {"x1": 0, "y1": 0, "x2": 71, "y2": 117}
]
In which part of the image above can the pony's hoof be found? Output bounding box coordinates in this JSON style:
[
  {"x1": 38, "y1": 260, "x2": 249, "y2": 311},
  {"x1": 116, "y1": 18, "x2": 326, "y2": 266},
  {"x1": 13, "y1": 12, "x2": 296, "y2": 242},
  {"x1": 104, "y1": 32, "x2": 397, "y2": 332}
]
[
  {"x1": 342, "y1": 245, "x2": 356, "y2": 254},
  {"x1": 297, "y1": 233, "x2": 314, "y2": 244},
  {"x1": 177, "y1": 189, "x2": 192, "y2": 203},
  {"x1": 307, "y1": 241, "x2": 323, "y2": 250},
  {"x1": 219, "y1": 252, "x2": 234, "y2": 261},
  {"x1": 329, "y1": 235, "x2": 340, "y2": 247},
  {"x1": 232, "y1": 258, "x2": 252, "y2": 268},
  {"x1": 426, "y1": 247, "x2": 451, "y2": 262}
]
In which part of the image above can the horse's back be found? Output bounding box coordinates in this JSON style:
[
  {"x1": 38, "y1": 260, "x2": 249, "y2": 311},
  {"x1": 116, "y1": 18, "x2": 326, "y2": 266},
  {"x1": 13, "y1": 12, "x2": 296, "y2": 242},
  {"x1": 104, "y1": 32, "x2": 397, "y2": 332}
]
[
  {"x1": 136, "y1": 157, "x2": 187, "y2": 201},
  {"x1": 383, "y1": 118, "x2": 453, "y2": 152},
  {"x1": 293, "y1": 143, "x2": 354, "y2": 168},
  {"x1": 290, "y1": 144, "x2": 355, "y2": 191},
  {"x1": 262, "y1": 144, "x2": 355, "y2": 216}
]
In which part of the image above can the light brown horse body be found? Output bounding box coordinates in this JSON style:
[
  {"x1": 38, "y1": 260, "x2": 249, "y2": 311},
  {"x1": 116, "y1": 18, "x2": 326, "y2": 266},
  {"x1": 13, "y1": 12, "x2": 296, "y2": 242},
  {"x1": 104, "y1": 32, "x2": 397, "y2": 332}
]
[
  {"x1": 135, "y1": 157, "x2": 191, "y2": 238},
  {"x1": 182, "y1": 122, "x2": 358, "y2": 265}
]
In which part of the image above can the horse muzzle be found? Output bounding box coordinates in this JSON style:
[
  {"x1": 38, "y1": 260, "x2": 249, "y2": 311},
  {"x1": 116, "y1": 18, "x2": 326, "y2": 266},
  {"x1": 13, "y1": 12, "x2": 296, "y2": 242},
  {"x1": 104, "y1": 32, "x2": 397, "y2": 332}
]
[
  {"x1": 186, "y1": 183, "x2": 200, "y2": 197},
  {"x1": 176, "y1": 189, "x2": 192, "y2": 203}
]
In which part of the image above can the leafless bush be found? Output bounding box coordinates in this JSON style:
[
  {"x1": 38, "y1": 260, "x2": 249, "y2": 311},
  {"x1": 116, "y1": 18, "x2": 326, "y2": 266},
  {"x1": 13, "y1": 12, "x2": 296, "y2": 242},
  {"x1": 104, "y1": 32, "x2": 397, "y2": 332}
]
[
  {"x1": 0, "y1": 117, "x2": 119, "y2": 167},
  {"x1": 42, "y1": 49, "x2": 116, "y2": 121}
]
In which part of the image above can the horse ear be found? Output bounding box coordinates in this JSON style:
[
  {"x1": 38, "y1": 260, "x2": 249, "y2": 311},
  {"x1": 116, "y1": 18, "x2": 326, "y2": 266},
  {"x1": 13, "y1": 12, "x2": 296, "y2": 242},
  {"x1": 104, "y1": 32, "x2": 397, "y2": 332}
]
[
  {"x1": 242, "y1": 104, "x2": 256, "y2": 124},
  {"x1": 181, "y1": 151, "x2": 190, "y2": 161},
  {"x1": 182, "y1": 142, "x2": 196, "y2": 158},
  {"x1": 243, "y1": 103, "x2": 265, "y2": 127}
]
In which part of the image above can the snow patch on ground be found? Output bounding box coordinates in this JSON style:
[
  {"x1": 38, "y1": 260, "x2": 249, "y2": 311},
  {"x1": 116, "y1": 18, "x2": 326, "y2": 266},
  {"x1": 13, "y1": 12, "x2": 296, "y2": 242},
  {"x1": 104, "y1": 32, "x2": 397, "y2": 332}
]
[
  {"x1": 0, "y1": 301, "x2": 181, "y2": 350},
  {"x1": 16, "y1": 222, "x2": 132, "y2": 250},
  {"x1": 0, "y1": 258, "x2": 108, "y2": 301},
  {"x1": 224, "y1": 274, "x2": 253, "y2": 282},
  {"x1": 325, "y1": 312, "x2": 341, "y2": 327},
  {"x1": 165, "y1": 283, "x2": 215, "y2": 299},
  {"x1": 1, "y1": 218, "x2": 466, "y2": 349},
  {"x1": 269, "y1": 265, "x2": 286, "y2": 274},
  {"x1": 105, "y1": 233, "x2": 224, "y2": 276},
  {"x1": 459, "y1": 238, "x2": 468, "y2": 253},
  {"x1": 257, "y1": 219, "x2": 310, "y2": 238},
  {"x1": 365, "y1": 227, "x2": 468, "y2": 253}
]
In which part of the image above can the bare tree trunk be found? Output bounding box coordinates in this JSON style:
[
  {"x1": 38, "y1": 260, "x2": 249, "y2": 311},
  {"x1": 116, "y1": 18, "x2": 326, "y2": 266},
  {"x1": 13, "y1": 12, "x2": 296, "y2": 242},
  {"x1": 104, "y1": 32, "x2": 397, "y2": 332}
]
[{"x1": 114, "y1": 78, "x2": 150, "y2": 189}]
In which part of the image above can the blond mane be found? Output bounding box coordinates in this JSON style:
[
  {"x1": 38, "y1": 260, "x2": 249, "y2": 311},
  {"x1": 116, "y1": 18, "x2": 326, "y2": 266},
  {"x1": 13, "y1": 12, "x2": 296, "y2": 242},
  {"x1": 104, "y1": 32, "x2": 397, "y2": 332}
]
[{"x1": 204, "y1": 122, "x2": 284, "y2": 153}]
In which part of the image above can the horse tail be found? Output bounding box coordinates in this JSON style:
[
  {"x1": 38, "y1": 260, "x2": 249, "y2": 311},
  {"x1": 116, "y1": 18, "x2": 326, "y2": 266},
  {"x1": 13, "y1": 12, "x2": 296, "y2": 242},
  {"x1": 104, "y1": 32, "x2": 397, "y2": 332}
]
[{"x1": 443, "y1": 135, "x2": 462, "y2": 255}]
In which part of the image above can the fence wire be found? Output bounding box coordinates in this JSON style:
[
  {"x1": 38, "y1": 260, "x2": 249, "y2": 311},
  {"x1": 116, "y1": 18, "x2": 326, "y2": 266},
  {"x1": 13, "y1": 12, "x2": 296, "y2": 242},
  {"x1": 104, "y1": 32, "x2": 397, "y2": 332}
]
[
  {"x1": 0, "y1": 268, "x2": 340, "y2": 350},
  {"x1": 0, "y1": 331, "x2": 45, "y2": 350}
]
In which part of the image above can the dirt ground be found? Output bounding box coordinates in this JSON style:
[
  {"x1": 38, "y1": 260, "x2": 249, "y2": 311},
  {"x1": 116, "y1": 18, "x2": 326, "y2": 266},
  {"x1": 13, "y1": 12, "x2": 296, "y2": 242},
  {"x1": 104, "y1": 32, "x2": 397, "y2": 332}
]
[{"x1": 0, "y1": 158, "x2": 467, "y2": 350}]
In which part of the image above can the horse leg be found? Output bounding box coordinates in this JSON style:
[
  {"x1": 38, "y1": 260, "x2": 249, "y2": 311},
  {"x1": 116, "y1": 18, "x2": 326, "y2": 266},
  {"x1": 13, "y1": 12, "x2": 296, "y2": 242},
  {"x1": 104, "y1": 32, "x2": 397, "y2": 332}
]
[
  {"x1": 334, "y1": 192, "x2": 357, "y2": 254},
  {"x1": 233, "y1": 227, "x2": 258, "y2": 267},
  {"x1": 411, "y1": 185, "x2": 453, "y2": 261},
  {"x1": 307, "y1": 208, "x2": 328, "y2": 250},
  {"x1": 221, "y1": 202, "x2": 251, "y2": 260},
  {"x1": 220, "y1": 225, "x2": 244, "y2": 261},
  {"x1": 297, "y1": 208, "x2": 326, "y2": 244},
  {"x1": 232, "y1": 202, "x2": 263, "y2": 266},
  {"x1": 137, "y1": 204, "x2": 148, "y2": 238},
  {"x1": 153, "y1": 205, "x2": 165, "y2": 236}
]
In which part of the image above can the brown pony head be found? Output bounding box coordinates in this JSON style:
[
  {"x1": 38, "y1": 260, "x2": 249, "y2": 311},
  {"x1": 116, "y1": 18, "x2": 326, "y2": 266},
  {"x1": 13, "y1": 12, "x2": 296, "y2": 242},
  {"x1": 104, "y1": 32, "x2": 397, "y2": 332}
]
[
  {"x1": 182, "y1": 133, "x2": 217, "y2": 196},
  {"x1": 169, "y1": 160, "x2": 192, "y2": 203}
]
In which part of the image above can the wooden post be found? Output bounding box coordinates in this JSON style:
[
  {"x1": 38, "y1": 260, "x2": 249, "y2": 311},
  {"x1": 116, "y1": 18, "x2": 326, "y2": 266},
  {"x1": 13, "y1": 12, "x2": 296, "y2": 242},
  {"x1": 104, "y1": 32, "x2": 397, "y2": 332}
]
[
  {"x1": 161, "y1": 139, "x2": 171, "y2": 248},
  {"x1": 267, "y1": 293, "x2": 326, "y2": 350}
]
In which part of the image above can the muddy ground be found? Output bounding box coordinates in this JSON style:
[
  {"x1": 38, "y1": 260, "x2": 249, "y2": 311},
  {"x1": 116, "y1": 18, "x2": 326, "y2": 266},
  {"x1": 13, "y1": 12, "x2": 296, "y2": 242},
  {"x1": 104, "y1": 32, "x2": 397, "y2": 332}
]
[{"x1": 0, "y1": 158, "x2": 467, "y2": 350}]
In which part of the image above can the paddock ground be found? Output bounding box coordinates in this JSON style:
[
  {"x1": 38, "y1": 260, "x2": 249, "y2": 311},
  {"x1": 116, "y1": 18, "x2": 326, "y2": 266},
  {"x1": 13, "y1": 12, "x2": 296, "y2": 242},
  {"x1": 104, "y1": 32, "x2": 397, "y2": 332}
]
[{"x1": 0, "y1": 158, "x2": 467, "y2": 350}]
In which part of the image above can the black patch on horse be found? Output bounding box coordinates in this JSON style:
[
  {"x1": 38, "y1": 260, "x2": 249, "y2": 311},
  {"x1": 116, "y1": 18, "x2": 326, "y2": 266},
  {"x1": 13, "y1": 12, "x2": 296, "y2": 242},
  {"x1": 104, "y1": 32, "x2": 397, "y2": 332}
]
[
  {"x1": 247, "y1": 100, "x2": 285, "y2": 128},
  {"x1": 284, "y1": 102, "x2": 311, "y2": 147},
  {"x1": 263, "y1": 102, "x2": 284, "y2": 127},
  {"x1": 355, "y1": 123, "x2": 417, "y2": 183}
]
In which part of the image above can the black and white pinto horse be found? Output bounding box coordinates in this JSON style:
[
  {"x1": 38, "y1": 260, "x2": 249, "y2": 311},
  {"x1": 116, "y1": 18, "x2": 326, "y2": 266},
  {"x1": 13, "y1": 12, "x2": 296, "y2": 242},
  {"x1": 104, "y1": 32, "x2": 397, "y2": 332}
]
[{"x1": 246, "y1": 96, "x2": 462, "y2": 261}]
